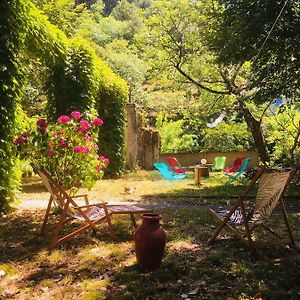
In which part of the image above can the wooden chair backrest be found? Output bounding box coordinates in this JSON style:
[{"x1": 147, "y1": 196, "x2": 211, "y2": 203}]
[
  {"x1": 33, "y1": 166, "x2": 77, "y2": 214},
  {"x1": 251, "y1": 169, "x2": 292, "y2": 223}
]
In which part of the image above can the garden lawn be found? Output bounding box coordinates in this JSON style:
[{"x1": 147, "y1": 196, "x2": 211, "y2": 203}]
[{"x1": 1, "y1": 170, "x2": 300, "y2": 299}]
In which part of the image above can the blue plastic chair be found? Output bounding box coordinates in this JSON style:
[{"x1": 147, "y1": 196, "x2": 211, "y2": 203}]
[
  {"x1": 224, "y1": 158, "x2": 252, "y2": 185},
  {"x1": 154, "y1": 162, "x2": 187, "y2": 181}
]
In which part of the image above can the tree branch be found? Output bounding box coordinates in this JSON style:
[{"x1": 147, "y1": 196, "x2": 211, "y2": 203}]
[{"x1": 174, "y1": 63, "x2": 230, "y2": 95}]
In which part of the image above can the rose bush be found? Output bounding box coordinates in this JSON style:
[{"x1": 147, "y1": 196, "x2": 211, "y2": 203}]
[{"x1": 13, "y1": 111, "x2": 109, "y2": 192}]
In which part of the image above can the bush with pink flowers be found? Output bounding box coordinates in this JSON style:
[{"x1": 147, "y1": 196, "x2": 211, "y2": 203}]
[{"x1": 13, "y1": 111, "x2": 109, "y2": 192}]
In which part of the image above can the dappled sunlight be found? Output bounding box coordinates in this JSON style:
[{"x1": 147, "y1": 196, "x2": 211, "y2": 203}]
[
  {"x1": 168, "y1": 239, "x2": 201, "y2": 252},
  {"x1": 81, "y1": 278, "x2": 111, "y2": 299},
  {"x1": 2, "y1": 173, "x2": 300, "y2": 299}
]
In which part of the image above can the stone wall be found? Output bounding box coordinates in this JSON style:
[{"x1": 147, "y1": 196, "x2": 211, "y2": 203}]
[
  {"x1": 125, "y1": 103, "x2": 138, "y2": 168},
  {"x1": 138, "y1": 128, "x2": 160, "y2": 170}
]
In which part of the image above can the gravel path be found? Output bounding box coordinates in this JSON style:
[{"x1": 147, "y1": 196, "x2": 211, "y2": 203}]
[{"x1": 16, "y1": 197, "x2": 300, "y2": 213}]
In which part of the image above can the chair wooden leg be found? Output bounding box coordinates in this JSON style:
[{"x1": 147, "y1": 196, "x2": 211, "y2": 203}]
[
  {"x1": 50, "y1": 223, "x2": 97, "y2": 250},
  {"x1": 50, "y1": 202, "x2": 70, "y2": 249},
  {"x1": 130, "y1": 213, "x2": 137, "y2": 228},
  {"x1": 41, "y1": 195, "x2": 54, "y2": 235},
  {"x1": 279, "y1": 198, "x2": 296, "y2": 246},
  {"x1": 207, "y1": 202, "x2": 241, "y2": 244},
  {"x1": 103, "y1": 204, "x2": 115, "y2": 239},
  {"x1": 208, "y1": 208, "x2": 249, "y2": 246}
]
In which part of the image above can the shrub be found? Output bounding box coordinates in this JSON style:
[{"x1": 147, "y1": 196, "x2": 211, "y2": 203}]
[
  {"x1": 202, "y1": 122, "x2": 253, "y2": 152},
  {"x1": 13, "y1": 111, "x2": 109, "y2": 193},
  {"x1": 0, "y1": 0, "x2": 29, "y2": 213},
  {"x1": 156, "y1": 113, "x2": 197, "y2": 153}
]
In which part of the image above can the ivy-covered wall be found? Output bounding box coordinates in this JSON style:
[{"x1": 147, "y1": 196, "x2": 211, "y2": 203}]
[
  {"x1": 0, "y1": 0, "x2": 29, "y2": 212},
  {"x1": 97, "y1": 78, "x2": 127, "y2": 177},
  {"x1": 46, "y1": 38, "x2": 97, "y2": 120},
  {"x1": 0, "y1": 0, "x2": 127, "y2": 212}
]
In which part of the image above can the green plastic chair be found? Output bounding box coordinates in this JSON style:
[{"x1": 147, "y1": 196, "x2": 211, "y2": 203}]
[{"x1": 211, "y1": 156, "x2": 226, "y2": 171}]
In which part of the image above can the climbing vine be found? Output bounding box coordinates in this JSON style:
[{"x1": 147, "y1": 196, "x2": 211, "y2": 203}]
[{"x1": 0, "y1": 0, "x2": 29, "y2": 212}]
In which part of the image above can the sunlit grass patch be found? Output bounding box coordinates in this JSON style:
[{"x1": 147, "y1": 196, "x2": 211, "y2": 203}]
[
  {"x1": 168, "y1": 239, "x2": 200, "y2": 252},
  {"x1": 0, "y1": 263, "x2": 17, "y2": 276},
  {"x1": 79, "y1": 278, "x2": 111, "y2": 299}
]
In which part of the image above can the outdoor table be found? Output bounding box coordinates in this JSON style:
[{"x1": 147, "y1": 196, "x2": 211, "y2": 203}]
[{"x1": 189, "y1": 164, "x2": 213, "y2": 185}]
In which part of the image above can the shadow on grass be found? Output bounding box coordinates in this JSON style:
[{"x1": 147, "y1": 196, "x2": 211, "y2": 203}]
[
  {"x1": 141, "y1": 183, "x2": 256, "y2": 207},
  {"x1": 103, "y1": 208, "x2": 300, "y2": 300},
  {"x1": 1, "y1": 208, "x2": 300, "y2": 299},
  {"x1": 0, "y1": 210, "x2": 136, "y2": 265}
]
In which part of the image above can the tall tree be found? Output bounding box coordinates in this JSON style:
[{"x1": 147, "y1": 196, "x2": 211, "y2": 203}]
[
  {"x1": 144, "y1": 0, "x2": 300, "y2": 163},
  {"x1": 209, "y1": 0, "x2": 300, "y2": 101}
]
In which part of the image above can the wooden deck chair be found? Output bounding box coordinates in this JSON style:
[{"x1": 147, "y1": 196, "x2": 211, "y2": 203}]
[
  {"x1": 208, "y1": 166, "x2": 299, "y2": 262},
  {"x1": 32, "y1": 165, "x2": 152, "y2": 250}
]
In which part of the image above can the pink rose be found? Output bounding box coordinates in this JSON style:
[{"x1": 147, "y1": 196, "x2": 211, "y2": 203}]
[
  {"x1": 59, "y1": 138, "x2": 66, "y2": 145},
  {"x1": 57, "y1": 115, "x2": 70, "y2": 123},
  {"x1": 92, "y1": 118, "x2": 103, "y2": 127},
  {"x1": 82, "y1": 146, "x2": 90, "y2": 154},
  {"x1": 85, "y1": 136, "x2": 93, "y2": 142},
  {"x1": 70, "y1": 111, "x2": 82, "y2": 119},
  {"x1": 96, "y1": 164, "x2": 102, "y2": 173},
  {"x1": 13, "y1": 136, "x2": 25, "y2": 145},
  {"x1": 37, "y1": 118, "x2": 47, "y2": 128},
  {"x1": 98, "y1": 156, "x2": 109, "y2": 166},
  {"x1": 77, "y1": 127, "x2": 89, "y2": 135},
  {"x1": 59, "y1": 138, "x2": 67, "y2": 149},
  {"x1": 22, "y1": 131, "x2": 30, "y2": 138},
  {"x1": 46, "y1": 150, "x2": 55, "y2": 156},
  {"x1": 74, "y1": 146, "x2": 83, "y2": 153},
  {"x1": 79, "y1": 119, "x2": 90, "y2": 129}
]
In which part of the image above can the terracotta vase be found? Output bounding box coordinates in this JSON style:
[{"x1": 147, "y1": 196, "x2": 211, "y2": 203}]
[{"x1": 134, "y1": 213, "x2": 166, "y2": 271}]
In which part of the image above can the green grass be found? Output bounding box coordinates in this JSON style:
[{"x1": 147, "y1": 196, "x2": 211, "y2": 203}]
[{"x1": 1, "y1": 170, "x2": 300, "y2": 299}]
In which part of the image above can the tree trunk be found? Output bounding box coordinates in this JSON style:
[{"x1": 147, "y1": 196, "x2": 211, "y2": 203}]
[{"x1": 238, "y1": 100, "x2": 270, "y2": 164}]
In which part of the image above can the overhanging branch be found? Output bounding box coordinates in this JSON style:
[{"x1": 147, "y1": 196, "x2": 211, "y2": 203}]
[{"x1": 174, "y1": 63, "x2": 230, "y2": 95}]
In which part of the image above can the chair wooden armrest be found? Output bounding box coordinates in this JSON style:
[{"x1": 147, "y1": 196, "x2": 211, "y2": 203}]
[
  {"x1": 70, "y1": 194, "x2": 88, "y2": 198},
  {"x1": 70, "y1": 194, "x2": 89, "y2": 205},
  {"x1": 73, "y1": 202, "x2": 109, "y2": 210}
]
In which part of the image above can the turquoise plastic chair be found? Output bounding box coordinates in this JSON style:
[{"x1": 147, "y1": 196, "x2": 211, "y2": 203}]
[
  {"x1": 225, "y1": 157, "x2": 252, "y2": 185},
  {"x1": 211, "y1": 156, "x2": 227, "y2": 171},
  {"x1": 154, "y1": 162, "x2": 187, "y2": 181}
]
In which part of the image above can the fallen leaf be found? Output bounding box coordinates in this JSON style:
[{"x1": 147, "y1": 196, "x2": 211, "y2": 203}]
[{"x1": 188, "y1": 288, "x2": 199, "y2": 295}]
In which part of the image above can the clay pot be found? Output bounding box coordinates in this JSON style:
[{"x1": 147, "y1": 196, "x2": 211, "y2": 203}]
[{"x1": 134, "y1": 213, "x2": 166, "y2": 271}]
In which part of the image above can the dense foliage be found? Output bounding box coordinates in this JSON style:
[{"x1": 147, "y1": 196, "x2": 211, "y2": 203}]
[
  {"x1": 97, "y1": 78, "x2": 127, "y2": 176},
  {"x1": 0, "y1": 0, "x2": 29, "y2": 212},
  {"x1": 208, "y1": 0, "x2": 300, "y2": 101},
  {"x1": 46, "y1": 38, "x2": 97, "y2": 121}
]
